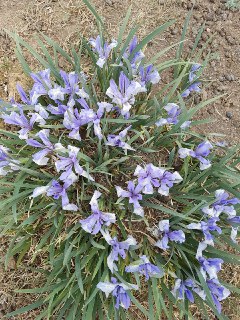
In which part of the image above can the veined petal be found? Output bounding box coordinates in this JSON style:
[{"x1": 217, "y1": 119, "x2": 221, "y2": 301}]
[
  {"x1": 31, "y1": 186, "x2": 49, "y2": 198},
  {"x1": 97, "y1": 282, "x2": 117, "y2": 297}
]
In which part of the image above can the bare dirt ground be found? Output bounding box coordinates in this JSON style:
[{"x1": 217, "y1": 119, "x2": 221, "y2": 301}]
[{"x1": 0, "y1": 0, "x2": 239, "y2": 319}]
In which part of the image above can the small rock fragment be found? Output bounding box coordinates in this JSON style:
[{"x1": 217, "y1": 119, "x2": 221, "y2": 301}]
[
  {"x1": 105, "y1": 0, "x2": 113, "y2": 5},
  {"x1": 171, "y1": 28, "x2": 178, "y2": 35},
  {"x1": 226, "y1": 111, "x2": 233, "y2": 119},
  {"x1": 201, "y1": 33, "x2": 208, "y2": 41},
  {"x1": 226, "y1": 36, "x2": 236, "y2": 45},
  {"x1": 225, "y1": 74, "x2": 235, "y2": 81}
]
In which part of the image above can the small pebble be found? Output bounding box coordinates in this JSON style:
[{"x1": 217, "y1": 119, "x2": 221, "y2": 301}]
[
  {"x1": 219, "y1": 30, "x2": 225, "y2": 37},
  {"x1": 219, "y1": 76, "x2": 225, "y2": 82},
  {"x1": 225, "y1": 51, "x2": 231, "y2": 58},
  {"x1": 189, "y1": 43, "x2": 194, "y2": 49},
  {"x1": 226, "y1": 111, "x2": 233, "y2": 119},
  {"x1": 225, "y1": 74, "x2": 235, "y2": 81},
  {"x1": 171, "y1": 28, "x2": 178, "y2": 35},
  {"x1": 105, "y1": 0, "x2": 113, "y2": 5},
  {"x1": 201, "y1": 32, "x2": 208, "y2": 41},
  {"x1": 225, "y1": 74, "x2": 231, "y2": 81},
  {"x1": 226, "y1": 36, "x2": 236, "y2": 45},
  {"x1": 222, "y1": 13, "x2": 228, "y2": 21}
]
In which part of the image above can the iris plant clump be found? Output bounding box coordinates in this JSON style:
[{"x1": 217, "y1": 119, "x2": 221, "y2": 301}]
[{"x1": 0, "y1": 2, "x2": 239, "y2": 319}]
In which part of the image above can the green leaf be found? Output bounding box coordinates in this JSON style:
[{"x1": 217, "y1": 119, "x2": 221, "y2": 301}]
[{"x1": 129, "y1": 20, "x2": 175, "y2": 60}]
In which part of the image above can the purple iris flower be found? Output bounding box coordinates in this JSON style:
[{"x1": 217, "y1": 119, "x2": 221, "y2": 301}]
[
  {"x1": 171, "y1": 278, "x2": 206, "y2": 303},
  {"x1": 196, "y1": 242, "x2": 223, "y2": 280},
  {"x1": 155, "y1": 219, "x2": 185, "y2": 250},
  {"x1": 106, "y1": 71, "x2": 143, "y2": 118},
  {"x1": 199, "y1": 257, "x2": 223, "y2": 280},
  {"x1": 207, "y1": 279, "x2": 230, "y2": 313},
  {"x1": 182, "y1": 64, "x2": 202, "y2": 98},
  {"x1": 139, "y1": 65, "x2": 160, "y2": 89},
  {"x1": 63, "y1": 99, "x2": 112, "y2": 140},
  {"x1": 47, "y1": 102, "x2": 69, "y2": 115},
  {"x1": 187, "y1": 217, "x2": 222, "y2": 246},
  {"x1": 156, "y1": 103, "x2": 181, "y2": 127},
  {"x1": 89, "y1": 36, "x2": 117, "y2": 68},
  {"x1": 202, "y1": 189, "x2": 240, "y2": 218},
  {"x1": 227, "y1": 216, "x2": 240, "y2": 243},
  {"x1": 97, "y1": 277, "x2": 138, "y2": 310},
  {"x1": 123, "y1": 36, "x2": 145, "y2": 73},
  {"x1": 0, "y1": 145, "x2": 11, "y2": 176},
  {"x1": 155, "y1": 103, "x2": 191, "y2": 129},
  {"x1": 31, "y1": 175, "x2": 78, "y2": 211},
  {"x1": 47, "y1": 179, "x2": 78, "y2": 211},
  {"x1": 34, "y1": 104, "x2": 49, "y2": 122},
  {"x1": 29, "y1": 69, "x2": 52, "y2": 104},
  {"x1": 229, "y1": 227, "x2": 239, "y2": 243},
  {"x1": 181, "y1": 82, "x2": 201, "y2": 98},
  {"x1": 106, "y1": 125, "x2": 134, "y2": 151},
  {"x1": 48, "y1": 85, "x2": 66, "y2": 102},
  {"x1": 91, "y1": 101, "x2": 113, "y2": 140},
  {"x1": 228, "y1": 216, "x2": 240, "y2": 224},
  {"x1": 0, "y1": 145, "x2": 19, "y2": 176},
  {"x1": 80, "y1": 191, "x2": 116, "y2": 235},
  {"x1": 16, "y1": 83, "x2": 32, "y2": 105},
  {"x1": 189, "y1": 63, "x2": 202, "y2": 83},
  {"x1": 179, "y1": 141, "x2": 213, "y2": 170},
  {"x1": 157, "y1": 170, "x2": 183, "y2": 196},
  {"x1": 31, "y1": 68, "x2": 79, "y2": 105},
  {"x1": 125, "y1": 255, "x2": 163, "y2": 281},
  {"x1": 2, "y1": 109, "x2": 40, "y2": 139},
  {"x1": 59, "y1": 70, "x2": 89, "y2": 107},
  {"x1": 27, "y1": 129, "x2": 65, "y2": 166},
  {"x1": 134, "y1": 163, "x2": 182, "y2": 196},
  {"x1": 116, "y1": 181, "x2": 144, "y2": 217},
  {"x1": 101, "y1": 229, "x2": 137, "y2": 272},
  {"x1": 134, "y1": 163, "x2": 161, "y2": 194},
  {"x1": 16, "y1": 82, "x2": 50, "y2": 123},
  {"x1": 55, "y1": 145, "x2": 94, "y2": 182},
  {"x1": 63, "y1": 105, "x2": 94, "y2": 140}
]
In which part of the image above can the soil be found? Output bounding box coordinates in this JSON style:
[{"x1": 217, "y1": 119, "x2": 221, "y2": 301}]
[{"x1": 0, "y1": 0, "x2": 239, "y2": 319}]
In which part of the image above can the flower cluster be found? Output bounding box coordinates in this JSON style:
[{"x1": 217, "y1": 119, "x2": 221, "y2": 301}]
[
  {"x1": 116, "y1": 163, "x2": 183, "y2": 217},
  {"x1": 202, "y1": 189, "x2": 240, "y2": 242},
  {"x1": 0, "y1": 28, "x2": 239, "y2": 319}
]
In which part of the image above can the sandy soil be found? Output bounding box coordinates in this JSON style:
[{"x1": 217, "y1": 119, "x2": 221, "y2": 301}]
[{"x1": 0, "y1": 0, "x2": 239, "y2": 318}]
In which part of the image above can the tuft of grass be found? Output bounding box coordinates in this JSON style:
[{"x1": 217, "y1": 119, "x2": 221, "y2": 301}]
[
  {"x1": 0, "y1": 1, "x2": 239, "y2": 319},
  {"x1": 225, "y1": 0, "x2": 240, "y2": 10}
]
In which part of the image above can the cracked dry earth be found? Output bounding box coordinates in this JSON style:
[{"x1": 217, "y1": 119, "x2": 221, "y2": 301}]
[{"x1": 0, "y1": 0, "x2": 239, "y2": 319}]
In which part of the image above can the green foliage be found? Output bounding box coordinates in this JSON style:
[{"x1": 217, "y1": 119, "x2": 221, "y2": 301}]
[
  {"x1": 225, "y1": 0, "x2": 240, "y2": 10},
  {"x1": 0, "y1": 1, "x2": 239, "y2": 319}
]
